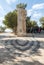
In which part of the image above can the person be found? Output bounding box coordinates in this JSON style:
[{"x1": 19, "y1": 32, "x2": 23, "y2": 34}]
[
  {"x1": 30, "y1": 27, "x2": 33, "y2": 33},
  {"x1": 38, "y1": 28, "x2": 41, "y2": 33}
]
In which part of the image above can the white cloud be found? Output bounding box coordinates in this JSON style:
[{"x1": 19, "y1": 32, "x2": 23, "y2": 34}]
[
  {"x1": 0, "y1": 17, "x2": 4, "y2": 26},
  {"x1": 27, "y1": 3, "x2": 44, "y2": 18},
  {"x1": 0, "y1": 5, "x2": 5, "y2": 16},
  {"x1": 6, "y1": 0, "x2": 16, "y2": 4},
  {"x1": 32, "y1": 3, "x2": 44, "y2": 10},
  {"x1": 0, "y1": 16, "x2": 4, "y2": 20},
  {"x1": 0, "y1": 5, "x2": 5, "y2": 26},
  {"x1": 0, "y1": 6, "x2": 4, "y2": 11},
  {"x1": 27, "y1": 9, "x2": 32, "y2": 16},
  {"x1": 32, "y1": 12, "x2": 42, "y2": 18}
]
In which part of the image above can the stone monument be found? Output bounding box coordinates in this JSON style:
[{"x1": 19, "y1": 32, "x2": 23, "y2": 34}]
[{"x1": 17, "y1": 4, "x2": 27, "y2": 36}]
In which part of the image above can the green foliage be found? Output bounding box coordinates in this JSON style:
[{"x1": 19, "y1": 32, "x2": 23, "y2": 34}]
[
  {"x1": 16, "y1": 3, "x2": 27, "y2": 9},
  {"x1": 40, "y1": 17, "x2": 44, "y2": 28},
  {"x1": 26, "y1": 16, "x2": 31, "y2": 28},
  {"x1": 30, "y1": 20, "x2": 38, "y2": 27},
  {"x1": 26, "y1": 16, "x2": 38, "y2": 28},
  {"x1": 0, "y1": 26, "x2": 6, "y2": 32},
  {"x1": 3, "y1": 10, "x2": 17, "y2": 33}
]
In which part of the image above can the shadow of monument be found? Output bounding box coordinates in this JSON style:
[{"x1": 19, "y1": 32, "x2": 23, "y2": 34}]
[
  {"x1": 0, "y1": 39, "x2": 43, "y2": 64},
  {"x1": 11, "y1": 39, "x2": 40, "y2": 52}
]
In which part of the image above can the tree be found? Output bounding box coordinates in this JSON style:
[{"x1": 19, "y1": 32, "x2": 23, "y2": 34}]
[
  {"x1": 40, "y1": 17, "x2": 44, "y2": 29},
  {"x1": 30, "y1": 20, "x2": 38, "y2": 28},
  {"x1": 16, "y1": 3, "x2": 27, "y2": 9},
  {"x1": 26, "y1": 16, "x2": 31, "y2": 28},
  {"x1": 26, "y1": 17, "x2": 38, "y2": 33},
  {"x1": 3, "y1": 10, "x2": 17, "y2": 34},
  {"x1": 26, "y1": 16, "x2": 37, "y2": 28},
  {"x1": 0, "y1": 26, "x2": 6, "y2": 32}
]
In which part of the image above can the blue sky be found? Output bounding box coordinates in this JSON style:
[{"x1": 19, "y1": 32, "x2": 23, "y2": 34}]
[{"x1": 0, "y1": 0, "x2": 44, "y2": 26}]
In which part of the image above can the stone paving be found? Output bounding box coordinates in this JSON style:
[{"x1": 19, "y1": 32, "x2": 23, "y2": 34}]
[{"x1": 0, "y1": 33, "x2": 44, "y2": 65}]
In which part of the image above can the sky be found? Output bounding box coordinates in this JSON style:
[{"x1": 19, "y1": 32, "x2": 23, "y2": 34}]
[{"x1": 0, "y1": 0, "x2": 44, "y2": 26}]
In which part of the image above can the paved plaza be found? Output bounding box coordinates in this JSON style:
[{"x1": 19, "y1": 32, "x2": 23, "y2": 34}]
[{"x1": 0, "y1": 33, "x2": 44, "y2": 65}]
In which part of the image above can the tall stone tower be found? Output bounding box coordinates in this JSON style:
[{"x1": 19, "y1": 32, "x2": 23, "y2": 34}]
[{"x1": 17, "y1": 7, "x2": 27, "y2": 36}]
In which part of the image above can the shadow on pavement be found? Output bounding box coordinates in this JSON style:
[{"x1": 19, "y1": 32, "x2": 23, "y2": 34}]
[
  {"x1": 14, "y1": 60, "x2": 44, "y2": 65},
  {"x1": 0, "y1": 39, "x2": 44, "y2": 65}
]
